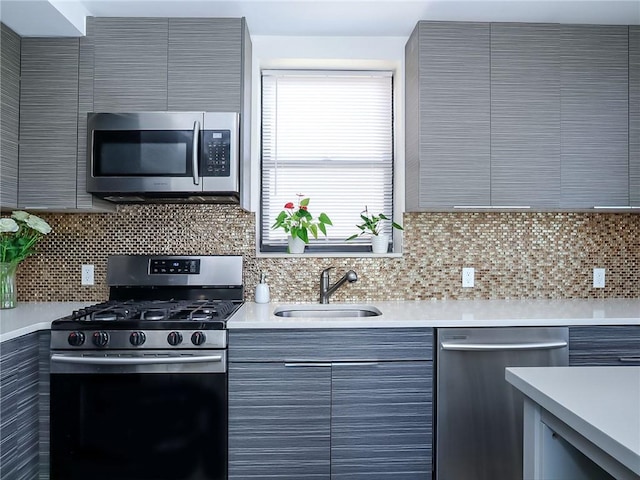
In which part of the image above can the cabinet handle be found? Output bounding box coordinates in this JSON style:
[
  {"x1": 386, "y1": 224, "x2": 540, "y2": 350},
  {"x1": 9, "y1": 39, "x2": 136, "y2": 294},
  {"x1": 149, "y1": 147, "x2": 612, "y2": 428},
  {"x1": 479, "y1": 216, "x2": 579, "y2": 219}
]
[
  {"x1": 453, "y1": 205, "x2": 531, "y2": 209},
  {"x1": 593, "y1": 206, "x2": 637, "y2": 210},
  {"x1": 619, "y1": 356, "x2": 640, "y2": 363},
  {"x1": 336, "y1": 362, "x2": 380, "y2": 366},
  {"x1": 284, "y1": 362, "x2": 331, "y2": 368}
]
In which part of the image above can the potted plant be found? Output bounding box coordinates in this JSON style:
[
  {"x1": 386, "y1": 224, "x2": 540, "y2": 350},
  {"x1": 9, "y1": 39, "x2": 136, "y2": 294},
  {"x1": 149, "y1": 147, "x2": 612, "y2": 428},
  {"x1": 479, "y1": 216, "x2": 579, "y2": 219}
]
[
  {"x1": 0, "y1": 211, "x2": 52, "y2": 308},
  {"x1": 346, "y1": 206, "x2": 403, "y2": 253},
  {"x1": 271, "y1": 195, "x2": 332, "y2": 253}
]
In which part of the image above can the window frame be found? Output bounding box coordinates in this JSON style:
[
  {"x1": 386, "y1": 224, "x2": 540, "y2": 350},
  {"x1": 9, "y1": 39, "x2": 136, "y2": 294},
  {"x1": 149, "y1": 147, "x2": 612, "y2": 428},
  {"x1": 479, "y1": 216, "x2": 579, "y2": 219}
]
[{"x1": 258, "y1": 68, "x2": 403, "y2": 256}]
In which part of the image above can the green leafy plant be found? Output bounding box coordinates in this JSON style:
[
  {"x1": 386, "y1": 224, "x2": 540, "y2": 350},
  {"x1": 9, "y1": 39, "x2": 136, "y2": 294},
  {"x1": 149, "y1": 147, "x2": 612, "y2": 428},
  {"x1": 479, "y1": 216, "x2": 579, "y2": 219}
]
[
  {"x1": 0, "y1": 211, "x2": 52, "y2": 263},
  {"x1": 346, "y1": 206, "x2": 403, "y2": 241},
  {"x1": 271, "y1": 195, "x2": 332, "y2": 244}
]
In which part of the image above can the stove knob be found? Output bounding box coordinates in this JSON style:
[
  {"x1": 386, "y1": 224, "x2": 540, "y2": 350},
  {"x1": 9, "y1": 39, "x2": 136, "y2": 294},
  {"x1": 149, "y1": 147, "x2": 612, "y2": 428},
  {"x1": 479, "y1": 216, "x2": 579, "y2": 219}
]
[
  {"x1": 92, "y1": 331, "x2": 109, "y2": 347},
  {"x1": 68, "y1": 331, "x2": 85, "y2": 347},
  {"x1": 191, "y1": 331, "x2": 206, "y2": 346},
  {"x1": 129, "y1": 331, "x2": 146, "y2": 346},
  {"x1": 167, "y1": 331, "x2": 183, "y2": 346}
]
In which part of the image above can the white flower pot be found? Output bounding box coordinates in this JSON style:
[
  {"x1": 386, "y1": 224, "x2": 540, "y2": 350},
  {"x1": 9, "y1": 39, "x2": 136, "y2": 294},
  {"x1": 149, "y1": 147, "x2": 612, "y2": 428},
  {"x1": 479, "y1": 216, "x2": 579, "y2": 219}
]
[
  {"x1": 287, "y1": 235, "x2": 306, "y2": 254},
  {"x1": 371, "y1": 234, "x2": 390, "y2": 254}
]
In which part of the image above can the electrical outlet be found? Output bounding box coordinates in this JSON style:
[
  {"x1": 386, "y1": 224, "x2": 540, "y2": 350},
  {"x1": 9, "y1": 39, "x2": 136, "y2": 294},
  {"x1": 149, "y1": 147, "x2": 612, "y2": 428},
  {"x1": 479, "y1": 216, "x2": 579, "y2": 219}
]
[
  {"x1": 593, "y1": 268, "x2": 605, "y2": 288},
  {"x1": 81, "y1": 265, "x2": 94, "y2": 286},
  {"x1": 462, "y1": 267, "x2": 475, "y2": 288}
]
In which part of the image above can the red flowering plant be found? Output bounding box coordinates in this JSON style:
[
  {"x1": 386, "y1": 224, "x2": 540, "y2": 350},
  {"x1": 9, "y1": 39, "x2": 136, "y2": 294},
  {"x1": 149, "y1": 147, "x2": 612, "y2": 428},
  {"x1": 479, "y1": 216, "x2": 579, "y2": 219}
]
[{"x1": 271, "y1": 195, "x2": 332, "y2": 244}]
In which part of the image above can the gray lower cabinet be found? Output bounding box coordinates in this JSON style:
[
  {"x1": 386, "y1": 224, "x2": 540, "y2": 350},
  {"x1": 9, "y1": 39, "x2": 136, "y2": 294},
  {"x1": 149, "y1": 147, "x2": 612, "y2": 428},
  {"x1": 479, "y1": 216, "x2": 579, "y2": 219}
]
[
  {"x1": 405, "y1": 21, "x2": 491, "y2": 210},
  {"x1": 0, "y1": 23, "x2": 21, "y2": 209},
  {"x1": 0, "y1": 331, "x2": 47, "y2": 480},
  {"x1": 569, "y1": 326, "x2": 640, "y2": 366},
  {"x1": 229, "y1": 362, "x2": 331, "y2": 478},
  {"x1": 560, "y1": 25, "x2": 629, "y2": 208},
  {"x1": 331, "y1": 361, "x2": 432, "y2": 479},
  {"x1": 630, "y1": 26, "x2": 640, "y2": 207},
  {"x1": 18, "y1": 38, "x2": 79, "y2": 210},
  {"x1": 228, "y1": 328, "x2": 433, "y2": 480}
]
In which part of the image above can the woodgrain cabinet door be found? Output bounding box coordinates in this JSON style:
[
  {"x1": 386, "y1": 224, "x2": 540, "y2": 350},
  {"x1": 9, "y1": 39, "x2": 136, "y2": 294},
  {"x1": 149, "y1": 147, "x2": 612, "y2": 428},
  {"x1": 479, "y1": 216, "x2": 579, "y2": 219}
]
[
  {"x1": 331, "y1": 361, "x2": 433, "y2": 480},
  {"x1": 569, "y1": 326, "x2": 640, "y2": 366},
  {"x1": 228, "y1": 362, "x2": 331, "y2": 479},
  {"x1": 168, "y1": 18, "x2": 243, "y2": 112},
  {"x1": 630, "y1": 26, "x2": 640, "y2": 207},
  {"x1": 0, "y1": 24, "x2": 20, "y2": 209},
  {"x1": 405, "y1": 21, "x2": 491, "y2": 210},
  {"x1": 93, "y1": 18, "x2": 168, "y2": 112},
  {"x1": 560, "y1": 25, "x2": 629, "y2": 208},
  {"x1": 19, "y1": 38, "x2": 79, "y2": 209},
  {"x1": 490, "y1": 23, "x2": 561, "y2": 207}
]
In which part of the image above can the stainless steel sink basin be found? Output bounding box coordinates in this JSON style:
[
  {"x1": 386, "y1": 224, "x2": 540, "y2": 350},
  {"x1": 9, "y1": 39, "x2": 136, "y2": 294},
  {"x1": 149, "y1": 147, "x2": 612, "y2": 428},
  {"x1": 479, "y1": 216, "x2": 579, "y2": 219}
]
[{"x1": 273, "y1": 304, "x2": 382, "y2": 318}]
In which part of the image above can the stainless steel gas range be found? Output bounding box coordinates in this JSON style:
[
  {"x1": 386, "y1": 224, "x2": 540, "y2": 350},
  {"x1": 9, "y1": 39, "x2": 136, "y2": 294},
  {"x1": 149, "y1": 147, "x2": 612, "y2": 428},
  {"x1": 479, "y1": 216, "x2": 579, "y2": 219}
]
[{"x1": 49, "y1": 255, "x2": 243, "y2": 480}]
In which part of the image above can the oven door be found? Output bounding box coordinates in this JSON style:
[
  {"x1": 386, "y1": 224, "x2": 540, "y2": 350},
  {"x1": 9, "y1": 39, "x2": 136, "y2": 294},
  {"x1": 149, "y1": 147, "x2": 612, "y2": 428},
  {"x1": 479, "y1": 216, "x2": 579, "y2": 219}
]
[
  {"x1": 87, "y1": 112, "x2": 204, "y2": 195},
  {"x1": 50, "y1": 350, "x2": 227, "y2": 480}
]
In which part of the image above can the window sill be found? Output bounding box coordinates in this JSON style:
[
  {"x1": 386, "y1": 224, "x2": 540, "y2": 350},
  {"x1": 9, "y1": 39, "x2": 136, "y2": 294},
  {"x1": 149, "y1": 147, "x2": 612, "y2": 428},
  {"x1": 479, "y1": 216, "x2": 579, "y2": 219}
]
[{"x1": 256, "y1": 251, "x2": 403, "y2": 258}]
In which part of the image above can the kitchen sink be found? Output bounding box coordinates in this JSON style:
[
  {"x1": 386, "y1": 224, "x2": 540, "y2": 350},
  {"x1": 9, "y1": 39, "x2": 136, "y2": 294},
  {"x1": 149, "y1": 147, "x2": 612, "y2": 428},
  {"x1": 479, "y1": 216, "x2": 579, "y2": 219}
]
[{"x1": 273, "y1": 304, "x2": 382, "y2": 318}]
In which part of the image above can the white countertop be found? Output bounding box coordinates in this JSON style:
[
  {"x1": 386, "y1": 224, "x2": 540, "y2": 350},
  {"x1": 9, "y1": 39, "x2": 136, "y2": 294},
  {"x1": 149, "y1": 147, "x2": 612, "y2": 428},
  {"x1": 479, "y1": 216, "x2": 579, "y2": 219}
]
[
  {"x1": 0, "y1": 302, "x2": 93, "y2": 343},
  {"x1": 0, "y1": 299, "x2": 638, "y2": 342},
  {"x1": 228, "y1": 299, "x2": 640, "y2": 329},
  {"x1": 505, "y1": 366, "x2": 640, "y2": 477}
]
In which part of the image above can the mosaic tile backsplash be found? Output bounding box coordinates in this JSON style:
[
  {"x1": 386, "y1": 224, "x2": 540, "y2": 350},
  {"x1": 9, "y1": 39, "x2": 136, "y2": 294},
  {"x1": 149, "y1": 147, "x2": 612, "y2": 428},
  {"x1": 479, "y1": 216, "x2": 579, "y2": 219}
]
[{"x1": 13, "y1": 205, "x2": 640, "y2": 302}]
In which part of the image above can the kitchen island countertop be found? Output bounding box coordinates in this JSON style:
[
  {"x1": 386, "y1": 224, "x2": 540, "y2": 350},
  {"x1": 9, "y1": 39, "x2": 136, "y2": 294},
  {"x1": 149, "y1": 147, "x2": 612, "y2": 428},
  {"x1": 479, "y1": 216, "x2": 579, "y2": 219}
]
[
  {"x1": 506, "y1": 366, "x2": 640, "y2": 478},
  {"x1": 1, "y1": 298, "x2": 639, "y2": 343}
]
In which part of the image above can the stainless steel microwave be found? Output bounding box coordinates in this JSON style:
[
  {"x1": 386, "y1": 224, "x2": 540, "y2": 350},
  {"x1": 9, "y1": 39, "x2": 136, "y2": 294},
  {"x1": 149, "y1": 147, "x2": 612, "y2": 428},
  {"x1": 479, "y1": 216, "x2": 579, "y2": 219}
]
[{"x1": 87, "y1": 112, "x2": 240, "y2": 203}]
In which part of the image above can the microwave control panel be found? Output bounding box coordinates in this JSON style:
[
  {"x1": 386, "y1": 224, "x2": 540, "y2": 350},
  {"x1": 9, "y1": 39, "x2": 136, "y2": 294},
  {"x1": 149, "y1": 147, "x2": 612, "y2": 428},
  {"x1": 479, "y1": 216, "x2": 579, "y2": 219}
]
[{"x1": 202, "y1": 130, "x2": 231, "y2": 177}]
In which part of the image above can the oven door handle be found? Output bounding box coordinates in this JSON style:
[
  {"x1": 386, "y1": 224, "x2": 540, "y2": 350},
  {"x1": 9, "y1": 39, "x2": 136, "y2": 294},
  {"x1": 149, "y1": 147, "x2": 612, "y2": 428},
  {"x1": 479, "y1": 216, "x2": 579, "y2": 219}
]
[{"x1": 51, "y1": 354, "x2": 223, "y2": 366}]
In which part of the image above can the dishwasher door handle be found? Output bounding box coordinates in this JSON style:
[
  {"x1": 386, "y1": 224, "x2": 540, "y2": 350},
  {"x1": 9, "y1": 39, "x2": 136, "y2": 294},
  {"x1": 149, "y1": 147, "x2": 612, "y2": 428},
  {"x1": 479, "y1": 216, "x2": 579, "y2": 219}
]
[
  {"x1": 440, "y1": 340, "x2": 568, "y2": 352},
  {"x1": 619, "y1": 356, "x2": 640, "y2": 363}
]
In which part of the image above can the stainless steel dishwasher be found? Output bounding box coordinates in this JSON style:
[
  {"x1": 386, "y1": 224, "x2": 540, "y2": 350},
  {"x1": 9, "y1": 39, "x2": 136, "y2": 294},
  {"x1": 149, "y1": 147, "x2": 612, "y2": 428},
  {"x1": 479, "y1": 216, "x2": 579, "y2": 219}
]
[{"x1": 435, "y1": 326, "x2": 568, "y2": 480}]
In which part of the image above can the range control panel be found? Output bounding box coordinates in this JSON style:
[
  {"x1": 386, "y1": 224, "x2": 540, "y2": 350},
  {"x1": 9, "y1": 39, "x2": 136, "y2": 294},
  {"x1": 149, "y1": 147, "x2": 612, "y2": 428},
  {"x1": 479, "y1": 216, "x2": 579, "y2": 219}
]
[
  {"x1": 149, "y1": 259, "x2": 200, "y2": 275},
  {"x1": 202, "y1": 130, "x2": 231, "y2": 177}
]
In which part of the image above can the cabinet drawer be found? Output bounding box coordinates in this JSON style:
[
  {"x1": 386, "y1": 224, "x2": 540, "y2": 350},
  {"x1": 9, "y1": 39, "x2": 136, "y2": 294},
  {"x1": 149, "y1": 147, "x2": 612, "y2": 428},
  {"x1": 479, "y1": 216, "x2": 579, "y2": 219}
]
[
  {"x1": 229, "y1": 328, "x2": 433, "y2": 362},
  {"x1": 569, "y1": 326, "x2": 640, "y2": 365}
]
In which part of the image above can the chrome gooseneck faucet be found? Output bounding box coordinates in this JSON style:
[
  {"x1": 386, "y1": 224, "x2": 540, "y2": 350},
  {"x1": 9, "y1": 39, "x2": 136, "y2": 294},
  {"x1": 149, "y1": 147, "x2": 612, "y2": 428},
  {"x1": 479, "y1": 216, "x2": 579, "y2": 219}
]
[{"x1": 319, "y1": 266, "x2": 358, "y2": 304}]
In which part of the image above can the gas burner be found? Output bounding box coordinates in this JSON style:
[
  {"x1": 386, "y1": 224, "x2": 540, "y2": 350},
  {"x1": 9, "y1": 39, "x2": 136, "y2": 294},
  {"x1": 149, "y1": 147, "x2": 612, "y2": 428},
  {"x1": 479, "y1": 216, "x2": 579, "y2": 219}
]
[{"x1": 141, "y1": 309, "x2": 168, "y2": 321}]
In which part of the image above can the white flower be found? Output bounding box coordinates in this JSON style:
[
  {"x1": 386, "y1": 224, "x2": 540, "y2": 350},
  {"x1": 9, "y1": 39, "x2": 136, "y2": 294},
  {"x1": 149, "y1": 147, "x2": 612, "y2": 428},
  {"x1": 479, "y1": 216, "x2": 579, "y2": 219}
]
[
  {"x1": 11, "y1": 211, "x2": 30, "y2": 222},
  {"x1": 25, "y1": 214, "x2": 52, "y2": 235},
  {"x1": 0, "y1": 218, "x2": 19, "y2": 233}
]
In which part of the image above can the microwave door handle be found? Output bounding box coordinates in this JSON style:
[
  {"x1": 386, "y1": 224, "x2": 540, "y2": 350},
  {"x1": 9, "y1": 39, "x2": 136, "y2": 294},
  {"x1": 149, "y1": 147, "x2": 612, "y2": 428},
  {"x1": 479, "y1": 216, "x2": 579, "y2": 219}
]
[{"x1": 192, "y1": 120, "x2": 200, "y2": 185}]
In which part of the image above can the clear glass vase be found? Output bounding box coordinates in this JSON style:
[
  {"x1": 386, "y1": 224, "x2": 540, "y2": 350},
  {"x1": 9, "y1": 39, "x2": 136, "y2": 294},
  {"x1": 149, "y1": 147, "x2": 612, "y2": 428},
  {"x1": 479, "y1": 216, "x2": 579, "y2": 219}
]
[{"x1": 0, "y1": 261, "x2": 19, "y2": 309}]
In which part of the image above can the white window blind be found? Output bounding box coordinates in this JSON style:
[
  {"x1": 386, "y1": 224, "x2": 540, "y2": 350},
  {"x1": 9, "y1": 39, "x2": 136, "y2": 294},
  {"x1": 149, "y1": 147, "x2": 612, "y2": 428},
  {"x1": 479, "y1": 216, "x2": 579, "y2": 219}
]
[{"x1": 261, "y1": 70, "x2": 395, "y2": 250}]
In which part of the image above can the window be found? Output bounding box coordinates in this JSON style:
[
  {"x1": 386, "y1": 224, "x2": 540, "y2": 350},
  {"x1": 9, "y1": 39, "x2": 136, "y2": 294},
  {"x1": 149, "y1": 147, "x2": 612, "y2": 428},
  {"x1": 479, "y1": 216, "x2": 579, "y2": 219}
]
[{"x1": 260, "y1": 70, "x2": 396, "y2": 253}]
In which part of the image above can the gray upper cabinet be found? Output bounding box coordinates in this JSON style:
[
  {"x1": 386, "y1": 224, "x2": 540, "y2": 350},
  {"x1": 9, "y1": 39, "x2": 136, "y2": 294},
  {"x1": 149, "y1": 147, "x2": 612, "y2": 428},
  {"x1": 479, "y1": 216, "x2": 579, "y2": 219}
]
[
  {"x1": 19, "y1": 38, "x2": 79, "y2": 209},
  {"x1": 560, "y1": 25, "x2": 629, "y2": 208},
  {"x1": 490, "y1": 24, "x2": 561, "y2": 207},
  {"x1": 630, "y1": 26, "x2": 640, "y2": 207},
  {"x1": 168, "y1": 18, "x2": 244, "y2": 111},
  {"x1": 405, "y1": 21, "x2": 491, "y2": 210},
  {"x1": 93, "y1": 18, "x2": 168, "y2": 111},
  {"x1": 1, "y1": 24, "x2": 20, "y2": 209}
]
